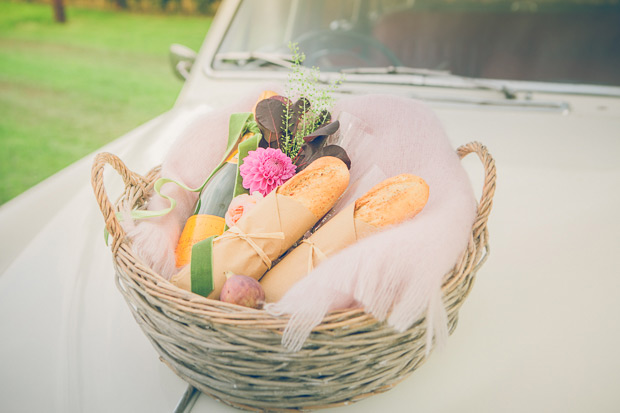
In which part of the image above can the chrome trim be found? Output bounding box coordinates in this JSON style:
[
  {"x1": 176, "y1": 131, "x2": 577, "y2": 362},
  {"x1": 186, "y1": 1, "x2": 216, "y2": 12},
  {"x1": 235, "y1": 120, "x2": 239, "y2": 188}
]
[
  {"x1": 320, "y1": 73, "x2": 620, "y2": 98},
  {"x1": 416, "y1": 95, "x2": 571, "y2": 113},
  {"x1": 332, "y1": 85, "x2": 571, "y2": 113}
]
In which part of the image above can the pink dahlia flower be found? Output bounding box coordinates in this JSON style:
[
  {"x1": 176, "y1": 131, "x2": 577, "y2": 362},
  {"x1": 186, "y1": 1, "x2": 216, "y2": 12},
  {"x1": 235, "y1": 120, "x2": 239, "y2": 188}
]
[
  {"x1": 225, "y1": 192, "x2": 263, "y2": 228},
  {"x1": 239, "y1": 148, "x2": 296, "y2": 196}
]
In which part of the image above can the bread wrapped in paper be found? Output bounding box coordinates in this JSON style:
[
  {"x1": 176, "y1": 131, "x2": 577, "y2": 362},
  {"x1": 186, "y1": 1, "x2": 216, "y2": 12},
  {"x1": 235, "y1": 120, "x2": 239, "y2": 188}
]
[
  {"x1": 170, "y1": 156, "x2": 350, "y2": 298},
  {"x1": 260, "y1": 174, "x2": 429, "y2": 303}
]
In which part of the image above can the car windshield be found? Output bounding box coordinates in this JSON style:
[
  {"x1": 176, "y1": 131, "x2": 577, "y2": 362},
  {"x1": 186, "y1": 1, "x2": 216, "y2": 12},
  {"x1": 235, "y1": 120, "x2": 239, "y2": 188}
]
[{"x1": 213, "y1": 0, "x2": 620, "y2": 88}]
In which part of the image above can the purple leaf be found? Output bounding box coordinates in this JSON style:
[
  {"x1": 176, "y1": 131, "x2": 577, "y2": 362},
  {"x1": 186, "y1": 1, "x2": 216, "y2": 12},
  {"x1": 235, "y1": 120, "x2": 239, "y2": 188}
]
[
  {"x1": 255, "y1": 99, "x2": 286, "y2": 138},
  {"x1": 269, "y1": 95, "x2": 291, "y2": 106},
  {"x1": 303, "y1": 120, "x2": 340, "y2": 142},
  {"x1": 290, "y1": 97, "x2": 311, "y2": 136},
  {"x1": 295, "y1": 143, "x2": 351, "y2": 172}
]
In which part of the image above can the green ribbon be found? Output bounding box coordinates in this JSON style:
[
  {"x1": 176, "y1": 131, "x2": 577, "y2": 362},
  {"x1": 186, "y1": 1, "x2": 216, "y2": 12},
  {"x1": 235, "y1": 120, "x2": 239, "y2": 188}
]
[
  {"x1": 190, "y1": 236, "x2": 215, "y2": 297},
  {"x1": 136, "y1": 112, "x2": 255, "y2": 220},
  {"x1": 105, "y1": 112, "x2": 259, "y2": 246},
  {"x1": 233, "y1": 124, "x2": 262, "y2": 198}
]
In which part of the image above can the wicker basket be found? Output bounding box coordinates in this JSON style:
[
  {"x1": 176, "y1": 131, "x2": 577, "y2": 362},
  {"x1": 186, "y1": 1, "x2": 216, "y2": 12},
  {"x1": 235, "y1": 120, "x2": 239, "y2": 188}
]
[{"x1": 91, "y1": 141, "x2": 496, "y2": 412}]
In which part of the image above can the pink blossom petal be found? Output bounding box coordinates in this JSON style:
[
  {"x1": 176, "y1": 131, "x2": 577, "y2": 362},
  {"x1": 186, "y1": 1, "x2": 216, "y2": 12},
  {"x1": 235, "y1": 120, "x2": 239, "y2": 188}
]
[{"x1": 239, "y1": 148, "x2": 297, "y2": 196}]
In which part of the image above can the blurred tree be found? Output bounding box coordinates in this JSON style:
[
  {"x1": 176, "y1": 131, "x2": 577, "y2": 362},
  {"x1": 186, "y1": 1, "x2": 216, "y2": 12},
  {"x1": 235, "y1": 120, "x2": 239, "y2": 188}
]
[
  {"x1": 196, "y1": 0, "x2": 217, "y2": 14},
  {"x1": 52, "y1": 0, "x2": 66, "y2": 23},
  {"x1": 161, "y1": 0, "x2": 174, "y2": 11}
]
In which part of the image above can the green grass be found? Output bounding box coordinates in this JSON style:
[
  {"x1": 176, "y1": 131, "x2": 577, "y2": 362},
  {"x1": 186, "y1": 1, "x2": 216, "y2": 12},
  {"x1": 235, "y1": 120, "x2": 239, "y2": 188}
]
[{"x1": 0, "y1": 1, "x2": 212, "y2": 204}]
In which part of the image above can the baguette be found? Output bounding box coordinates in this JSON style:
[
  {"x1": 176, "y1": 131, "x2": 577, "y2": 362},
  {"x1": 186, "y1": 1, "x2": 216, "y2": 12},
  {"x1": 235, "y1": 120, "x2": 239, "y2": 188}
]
[
  {"x1": 354, "y1": 173, "x2": 429, "y2": 228},
  {"x1": 260, "y1": 173, "x2": 429, "y2": 303},
  {"x1": 277, "y1": 156, "x2": 349, "y2": 218}
]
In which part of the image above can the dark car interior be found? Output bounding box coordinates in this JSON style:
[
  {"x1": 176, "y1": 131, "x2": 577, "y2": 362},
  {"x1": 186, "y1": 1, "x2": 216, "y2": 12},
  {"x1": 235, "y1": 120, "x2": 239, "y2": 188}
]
[
  {"x1": 372, "y1": 9, "x2": 620, "y2": 86},
  {"x1": 291, "y1": 1, "x2": 620, "y2": 86}
]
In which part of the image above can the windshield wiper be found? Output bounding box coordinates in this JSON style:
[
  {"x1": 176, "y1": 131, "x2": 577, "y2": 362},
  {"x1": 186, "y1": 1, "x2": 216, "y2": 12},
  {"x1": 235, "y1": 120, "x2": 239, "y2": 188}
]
[
  {"x1": 214, "y1": 51, "x2": 294, "y2": 69},
  {"x1": 340, "y1": 65, "x2": 518, "y2": 99},
  {"x1": 341, "y1": 65, "x2": 452, "y2": 77}
]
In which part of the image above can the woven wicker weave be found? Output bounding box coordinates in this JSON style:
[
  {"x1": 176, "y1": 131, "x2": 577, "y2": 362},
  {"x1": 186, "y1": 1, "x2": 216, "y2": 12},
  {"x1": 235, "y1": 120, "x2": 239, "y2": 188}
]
[{"x1": 91, "y1": 141, "x2": 496, "y2": 412}]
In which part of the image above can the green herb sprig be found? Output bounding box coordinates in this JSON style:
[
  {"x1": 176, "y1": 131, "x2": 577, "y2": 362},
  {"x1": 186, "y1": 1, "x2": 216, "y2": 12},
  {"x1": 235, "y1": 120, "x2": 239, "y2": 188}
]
[
  {"x1": 253, "y1": 42, "x2": 348, "y2": 171},
  {"x1": 281, "y1": 42, "x2": 343, "y2": 159}
]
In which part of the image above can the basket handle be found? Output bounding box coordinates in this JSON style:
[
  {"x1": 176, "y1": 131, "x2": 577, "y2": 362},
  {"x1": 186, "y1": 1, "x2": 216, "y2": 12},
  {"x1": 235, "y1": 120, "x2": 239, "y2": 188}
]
[
  {"x1": 456, "y1": 142, "x2": 496, "y2": 236},
  {"x1": 91, "y1": 152, "x2": 147, "y2": 252}
]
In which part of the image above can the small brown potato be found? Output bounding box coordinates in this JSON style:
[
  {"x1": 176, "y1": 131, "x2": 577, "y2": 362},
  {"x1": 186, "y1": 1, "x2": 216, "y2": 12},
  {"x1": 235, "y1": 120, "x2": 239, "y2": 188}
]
[{"x1": 220, "y1": 273, "x2": 266, "y2": 309}]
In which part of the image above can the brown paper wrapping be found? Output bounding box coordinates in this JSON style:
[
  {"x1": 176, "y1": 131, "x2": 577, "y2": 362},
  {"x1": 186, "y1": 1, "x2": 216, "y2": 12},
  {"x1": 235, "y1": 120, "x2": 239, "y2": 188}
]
[
  {"x1": 171, "y1": 190, "x2": 318, "y2": 299},
  {"x1": 260, "y1": 203, "x2": 378, "y2": 303}
]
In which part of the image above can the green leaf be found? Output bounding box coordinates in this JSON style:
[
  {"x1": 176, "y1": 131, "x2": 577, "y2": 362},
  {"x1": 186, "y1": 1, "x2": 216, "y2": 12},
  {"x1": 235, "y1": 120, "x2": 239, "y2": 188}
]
[{"x1": 234, "y1": 130, "x2": 261, "y2": 197}]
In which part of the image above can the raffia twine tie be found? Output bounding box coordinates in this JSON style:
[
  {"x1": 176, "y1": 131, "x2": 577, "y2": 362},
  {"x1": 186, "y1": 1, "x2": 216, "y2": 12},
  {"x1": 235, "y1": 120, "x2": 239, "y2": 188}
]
[
  {"x1": 217, "y1": 226, "x2": 285, "y2": 269},
  {"x1": 302, "y1": 239, "x2": 327, "y2": 272}
]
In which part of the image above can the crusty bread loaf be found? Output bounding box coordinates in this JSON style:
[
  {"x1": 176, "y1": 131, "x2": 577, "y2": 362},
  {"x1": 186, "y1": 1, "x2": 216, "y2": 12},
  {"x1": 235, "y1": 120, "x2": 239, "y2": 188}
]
[
  {"x1": 354, "y1": 174, "x2": 429, "y2": 227},
  {"x1": 278, "y1": 156, "x2": 349, "y2": 218},
  {"x1": 260, "y1": 173, "x2": 429, "y2": 303}
]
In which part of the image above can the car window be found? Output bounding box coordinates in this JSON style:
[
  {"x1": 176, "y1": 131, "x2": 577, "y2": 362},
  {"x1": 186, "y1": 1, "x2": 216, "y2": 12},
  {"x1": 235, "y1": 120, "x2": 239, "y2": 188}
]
[{"x1": 213, "y1": 0, "x2": 620, "y2": 87}]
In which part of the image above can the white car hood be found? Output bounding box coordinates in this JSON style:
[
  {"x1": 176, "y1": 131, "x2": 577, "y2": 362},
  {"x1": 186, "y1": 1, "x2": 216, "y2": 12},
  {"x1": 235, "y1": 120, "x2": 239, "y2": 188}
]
[
  {"x1": 1, "y1": 92, "x2": 619, "y2": 412},
  {"x1": 0, "y1": 104, "x2": 213, "y2": 412}
]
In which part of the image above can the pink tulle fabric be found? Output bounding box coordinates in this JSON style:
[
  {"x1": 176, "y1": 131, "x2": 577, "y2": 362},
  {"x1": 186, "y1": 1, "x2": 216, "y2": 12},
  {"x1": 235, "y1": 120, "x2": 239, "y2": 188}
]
[
  {"x1": 122, "y1": 89, "x2": 477, "y2": 353},
  {"x1": 265, "y1": 95, "x2": 478, "y2": 352}
]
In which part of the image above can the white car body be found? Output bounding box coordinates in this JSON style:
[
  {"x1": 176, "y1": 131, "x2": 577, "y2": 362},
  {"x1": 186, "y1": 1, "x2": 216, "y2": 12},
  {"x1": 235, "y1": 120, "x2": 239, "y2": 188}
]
[{"x1": 2, "y1": 0, "x2": 619, "y2": 411}]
